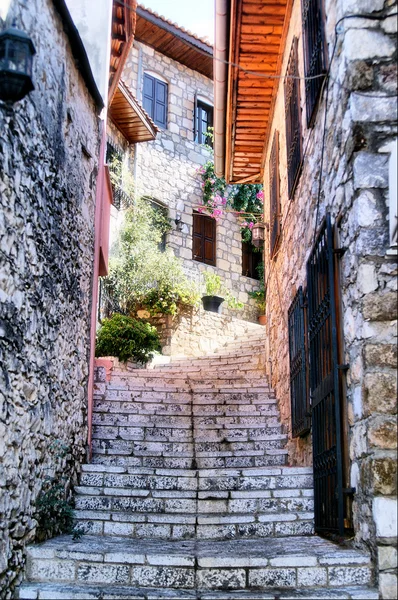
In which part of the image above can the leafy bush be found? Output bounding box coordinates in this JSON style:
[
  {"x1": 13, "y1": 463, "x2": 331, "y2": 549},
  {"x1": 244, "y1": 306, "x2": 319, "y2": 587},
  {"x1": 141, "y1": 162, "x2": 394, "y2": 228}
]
[
  {"x1": 103, "y1": 195, "x2": 199, "y2": 317},
  {"x1": 96, "y1": 314, "x2": 161, "y2": 362}
]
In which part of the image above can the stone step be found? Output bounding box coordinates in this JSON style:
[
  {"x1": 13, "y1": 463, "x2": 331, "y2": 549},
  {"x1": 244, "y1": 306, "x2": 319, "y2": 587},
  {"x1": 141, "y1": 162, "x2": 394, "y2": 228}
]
[
  {"x1": 22, "y1": 535, "x2": 375, "y2": 594},
  {"x1": 93, "y1": 400, "x2": 280, "y2": 417},
  {"x1": 74, "y1": 511, "x2": 314, "y2": 540},
  {"x1": 90, "y1": 452, "x2": 288, "y2": 469},
  {"x1": 19, "y1": 582, "x2": 380, "y2": 599}
]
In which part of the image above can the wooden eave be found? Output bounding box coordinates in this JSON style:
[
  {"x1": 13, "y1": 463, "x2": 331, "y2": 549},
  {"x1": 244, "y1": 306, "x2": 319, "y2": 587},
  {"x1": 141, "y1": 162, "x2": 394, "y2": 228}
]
[
  {"x1": 225, "y1": 0, "x2": 292, "y2": 183},
  {"x1": 109, "y1": 80, "x2": 158, "y2": 143},
  {"x1": 135, "y1": 5, "x2": 213, "y2": 79},
  {"x1": 109, "y1": 0, "x2": 137, "y2": 102}
]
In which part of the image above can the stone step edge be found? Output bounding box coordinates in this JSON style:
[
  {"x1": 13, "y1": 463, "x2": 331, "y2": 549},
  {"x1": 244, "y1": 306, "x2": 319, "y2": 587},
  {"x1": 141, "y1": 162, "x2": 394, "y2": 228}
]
[{"x1": 18, "y1": 582, "x2": 380, "y2": 600}]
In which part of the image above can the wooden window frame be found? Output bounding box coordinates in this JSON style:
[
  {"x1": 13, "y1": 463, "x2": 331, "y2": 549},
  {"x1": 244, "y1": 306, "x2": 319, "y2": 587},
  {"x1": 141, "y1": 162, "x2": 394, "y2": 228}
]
[
  {"x1": 301, "y1": 0, "x2": 327, "y2": 127},
  {"x1": 194, "y1": 98, "x2": 213, "y2": 147},
  {"x1": 192, "y1": 211, "x2": 216, "y2": 266},
  {"x1": 242, "y1": 241, "x2": 262, "y2": 279},
  {"x1": 269, "y1": 130, "x2": 281, "y2": 258},
  {"x1": 143, "y1": 73, "x2": 168, "y2": 129},
  {"x1": 284, "y1": 37, "x2": 303, "y2": 199}
]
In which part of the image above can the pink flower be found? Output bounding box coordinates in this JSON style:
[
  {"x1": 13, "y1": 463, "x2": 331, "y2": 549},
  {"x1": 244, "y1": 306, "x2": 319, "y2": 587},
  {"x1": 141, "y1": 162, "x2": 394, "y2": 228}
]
[
  {"x1": 213, "y1": 208, "x2": 223, "y2": 219},
  {"x1": 222, "y1": 197, "x2": 227, "y2": 205},
  {"x1": 198, "y1": 206, "x2": 205, "y2": 213},
  {"x1": 248, "y1": 222, "x2": 254, "y2": 229},
  {"x1": 256, "y1": 190, "x2": 264, "y2": 201}
]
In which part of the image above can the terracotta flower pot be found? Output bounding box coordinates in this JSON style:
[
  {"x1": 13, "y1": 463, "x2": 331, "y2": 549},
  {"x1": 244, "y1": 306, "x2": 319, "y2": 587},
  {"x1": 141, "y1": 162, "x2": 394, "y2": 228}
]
[{"x1": 258, "y1": 315, "x2": 267, "y2": 325}]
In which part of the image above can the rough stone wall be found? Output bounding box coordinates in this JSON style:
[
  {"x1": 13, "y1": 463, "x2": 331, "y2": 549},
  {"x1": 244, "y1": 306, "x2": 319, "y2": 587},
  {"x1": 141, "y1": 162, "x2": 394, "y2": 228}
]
[
  {"x1": 121, "y1": 42, "x2": 260, "y2": 322},
  {"x1": 134, "y1": 309, "x2": 266, "y2": 358},
  {"x1": 261, "y1": 0, "x2": 397, "y2": 596},
  {"x1": 0, "y1": 1, "x2": 101, "y2": 596}
]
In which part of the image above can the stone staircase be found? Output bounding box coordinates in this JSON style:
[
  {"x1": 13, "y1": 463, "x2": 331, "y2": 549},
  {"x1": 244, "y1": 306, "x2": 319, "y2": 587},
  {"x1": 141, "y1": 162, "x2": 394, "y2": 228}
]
[{"x1": 19, "y1": 333, "x2": 378, "y2": 599}]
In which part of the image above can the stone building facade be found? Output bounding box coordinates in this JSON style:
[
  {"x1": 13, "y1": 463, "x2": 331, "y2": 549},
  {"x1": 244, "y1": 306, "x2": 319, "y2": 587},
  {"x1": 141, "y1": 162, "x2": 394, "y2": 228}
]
[
  {"x1": 0, "y1": 0, "x2": 104, "y2": 595},
  {"x1": 108, "y1": 10, "x2": 261, "y2": 322},
  {"x1": 261, "y1": 2, "x2": 397, "y2": 597},
  {"x1": 215, "y1": 0, "x2": 397, "y2": 597}
]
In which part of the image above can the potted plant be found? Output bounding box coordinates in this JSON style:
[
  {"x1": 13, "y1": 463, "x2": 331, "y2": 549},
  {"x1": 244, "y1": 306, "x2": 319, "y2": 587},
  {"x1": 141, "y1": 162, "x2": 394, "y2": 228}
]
[
  {"x1": 248, "y1": 289, "x2": 266, "y2": 324},
  {"x1": 201, "y1": 272, "x2": 244, "y2": 314},
  {"x1": 249, "y1": 262, "x2": 266, "y2": 324},
  {"x1": 201, "y1": 271, "x2": 224, "y2": 313}
]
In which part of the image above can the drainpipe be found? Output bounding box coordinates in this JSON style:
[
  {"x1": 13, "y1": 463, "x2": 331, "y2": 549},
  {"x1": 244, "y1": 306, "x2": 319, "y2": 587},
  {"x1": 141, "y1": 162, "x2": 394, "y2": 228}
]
[{"x1": 214, "y1": 0, "x2": 228, "y2": 179}]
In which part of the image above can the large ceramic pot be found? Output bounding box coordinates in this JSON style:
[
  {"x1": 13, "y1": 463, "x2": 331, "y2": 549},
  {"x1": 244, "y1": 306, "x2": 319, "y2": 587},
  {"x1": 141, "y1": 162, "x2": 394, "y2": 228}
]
[
  {"x1": 258, "y1": 315, "x2": 267, "y2": 326},
  {"x1": 202, "y1": 295, "x2": 224, "y2": 314}
]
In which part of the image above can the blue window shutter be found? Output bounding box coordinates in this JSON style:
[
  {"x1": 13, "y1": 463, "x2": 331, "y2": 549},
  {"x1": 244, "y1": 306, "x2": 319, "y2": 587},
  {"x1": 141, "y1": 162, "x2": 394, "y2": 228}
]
[
  {"x1": 154, "y1": 79, "x2": 167, "y2": 128},
  {"x1": 143, "y1": 74, "x2": 155, "y2": 120}
]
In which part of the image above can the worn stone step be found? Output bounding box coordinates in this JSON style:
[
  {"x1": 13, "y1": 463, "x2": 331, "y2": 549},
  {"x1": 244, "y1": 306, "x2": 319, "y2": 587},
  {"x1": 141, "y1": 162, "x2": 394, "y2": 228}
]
[
  {"x1": 89, "y1": 452, "x2": 288, "y2": 469},
  {"x1": 19, "y1": 582, "x2": 380, "y2": 600},
  {"x1": 22, "y1": 535, "x2": 374, "y2": 590}
]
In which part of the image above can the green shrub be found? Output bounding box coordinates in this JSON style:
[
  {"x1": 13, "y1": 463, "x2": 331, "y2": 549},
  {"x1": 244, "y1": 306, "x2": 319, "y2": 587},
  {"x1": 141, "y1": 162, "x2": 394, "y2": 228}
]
[
  {"x1": 96, "y1": 314, "x2": 161, "y2": 362},
  {"x1": 202, "y1": 271, "x2": 244, "y2": 310}
]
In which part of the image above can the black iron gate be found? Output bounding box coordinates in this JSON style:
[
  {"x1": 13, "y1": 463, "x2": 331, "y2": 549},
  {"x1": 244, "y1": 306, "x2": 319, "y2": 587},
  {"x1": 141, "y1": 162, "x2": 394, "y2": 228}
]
[
  {"x1": 288, "y1": 286, "x2": 310, "y2": 438},
  {"x1": 307, "y1": 215, "x2": 344, "y2": 534}
]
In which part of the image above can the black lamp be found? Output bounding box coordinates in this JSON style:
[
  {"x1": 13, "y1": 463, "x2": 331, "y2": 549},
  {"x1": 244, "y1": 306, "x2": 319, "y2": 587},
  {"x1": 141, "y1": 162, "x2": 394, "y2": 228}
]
[{"x1": 0, "y1": 24, "x2": 35, "y2": 103}]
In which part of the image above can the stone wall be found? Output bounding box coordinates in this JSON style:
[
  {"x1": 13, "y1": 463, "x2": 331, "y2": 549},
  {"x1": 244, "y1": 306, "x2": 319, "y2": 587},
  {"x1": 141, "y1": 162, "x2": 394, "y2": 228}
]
[
  {"x1": 260, "y1": 0, "x2": 397, "y2": 596},
  {"x1": 120, "y1": 41, "x2": 260, "y2": 322},
  {"x1": 134, "y1": 308, "x2": 266, "y2": 358},
  {"x1": 0, "y1": 1, "x2": 101, "y2": 596}
]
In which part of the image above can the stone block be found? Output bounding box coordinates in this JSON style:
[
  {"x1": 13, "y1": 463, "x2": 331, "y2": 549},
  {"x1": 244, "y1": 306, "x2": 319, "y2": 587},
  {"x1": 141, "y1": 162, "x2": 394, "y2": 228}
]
[
  {"x1": 351, "y1": 94, "x2": 398, "y2": 123},
  {"x1": 368, "y1": 417, "x2": 397, "y2": 450},
  {"x1": 373, "y1": 497, "x2": 398, "y2": 538},
  {"x1": 77, "y1": 563, "x2": 130, "y2": 584},
  {"x1": 249, "y1": 568, "x2": 296, "y2": 588},
  {"x1": 379, "y1": 572, "x2": 398, "y2": 600},
  {"x1": 328, "y1": 566, "x2": 372, "y2": 586},
  {"x1": 364, "y1": 344, "x2": 397, "y2": 368},
  {"x1": 365, "y1": 373, "x2": 397, "y2": 415},
  {"x1": 354, "y1": 152, "x2": 388, "y2": 189},
  {"x1": 131, "y1": 566, "x2": 194, "y2": 588},
  {"x1": 378, "y1": 546, "x2": 398, "y2": 571},
  {"x1": 345, "y1": 29, "x2": 396, "y2": 61},
  {"x1": 196, "y1": 568, "x2": 246, "y2": 589},
  {"x1": 297, "y1": 567, "x2": 327, "y2": 586},
  {"x1": 28, "y1": 559, "x2": 75, "y2": 582},
  {"x1": 363, "y1": 292, "x2": 397, "y2": 321}
]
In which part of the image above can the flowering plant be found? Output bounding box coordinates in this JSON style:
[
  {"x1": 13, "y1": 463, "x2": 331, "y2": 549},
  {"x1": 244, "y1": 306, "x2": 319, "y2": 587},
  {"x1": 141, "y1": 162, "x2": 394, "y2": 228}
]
[{"x1": 197, "y1": 160, "x2": 264, "y2": 242}]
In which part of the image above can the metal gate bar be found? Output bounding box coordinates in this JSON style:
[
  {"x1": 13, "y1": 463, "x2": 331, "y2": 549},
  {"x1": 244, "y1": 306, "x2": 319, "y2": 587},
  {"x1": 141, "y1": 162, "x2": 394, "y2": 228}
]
[{"x1": 307, "y1": 214, "x2": 344, "y2": 534}]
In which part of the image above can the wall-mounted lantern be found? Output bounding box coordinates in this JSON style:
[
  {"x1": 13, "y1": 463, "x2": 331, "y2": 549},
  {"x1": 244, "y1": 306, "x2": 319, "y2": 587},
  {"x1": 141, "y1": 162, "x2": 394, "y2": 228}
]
[
  {"x1": 175, "y1": 213, "x2": 183, "y2": 231},
  {"x1": 0, "y1": 25, "x2": 36, "y2": 103},
  {"x1": 252, "y1": 222, "x2": 267, "y2": 248}
]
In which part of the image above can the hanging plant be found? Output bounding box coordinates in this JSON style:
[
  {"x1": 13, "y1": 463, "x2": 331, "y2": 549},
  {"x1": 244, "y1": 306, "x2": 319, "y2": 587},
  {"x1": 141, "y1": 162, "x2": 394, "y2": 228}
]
[{"x1": 196, "y1": 160, "x2": 264, "y2": 241}]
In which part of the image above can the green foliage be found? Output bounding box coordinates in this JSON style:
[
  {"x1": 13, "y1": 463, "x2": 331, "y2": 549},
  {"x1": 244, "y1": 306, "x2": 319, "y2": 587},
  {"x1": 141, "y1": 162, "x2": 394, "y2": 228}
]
[
  {"x1": 202, "y1": 271, "x2": 244, "y2": 310},
  {"x1": 197, "y1": 160, "x2": 264, "y2": 244},
  {"x1": 35, "y1": 482, "x2": 75, "y2": 542},
  {"x1": 203, "y1": 271, "x2": 222, "y2": 296},
  {"x1": 95, "y1": 314, "x2": 161, "y2": 362},
  {"x1": 104, "y1": 195, "x2": 199, "y2": 317},
  {"x1": 248, "y1": 262, "x2": 266, "y2": 313},
  {"x1": 35, "y1": 439, "x2": 84, "y2": 542}
]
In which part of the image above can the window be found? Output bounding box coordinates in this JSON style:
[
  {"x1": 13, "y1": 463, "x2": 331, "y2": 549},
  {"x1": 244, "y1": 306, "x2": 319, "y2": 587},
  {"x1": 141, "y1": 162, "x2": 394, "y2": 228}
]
[
  {"x1": 106, "y1": 141, "x2": 130, "y2": 210},
  {"x1": 193, "y1": 212, "x2": 216, "y2": 266},
  {"x1": 148, "y1": 199, "x2": 168, "y2": 252},
  {"x1": 301, "y1": 0, "x2": 327, "y2": 126},
  {"x1": 269, "y1": 131, "x2": 281, "y2": 258},
  {"x1": 143, "y1": 73, "x2": 168, "y2": 128},
  {"x1": 284, "y1": 37, "x2": 303, "y2": 198},
  {"x1": 242, "y1": 242, "x2": 262, "y2": 279},
  {"x1": 195, "y1": 99, "x2": 213, "y2": 146}
]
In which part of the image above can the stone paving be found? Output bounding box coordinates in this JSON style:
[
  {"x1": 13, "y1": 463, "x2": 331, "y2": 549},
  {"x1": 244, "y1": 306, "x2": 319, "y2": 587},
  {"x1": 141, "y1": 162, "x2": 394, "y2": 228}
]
[{"x1": 19, "y1": 333, "x2": 379, "y2": 598}]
